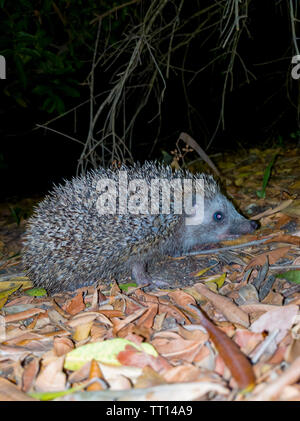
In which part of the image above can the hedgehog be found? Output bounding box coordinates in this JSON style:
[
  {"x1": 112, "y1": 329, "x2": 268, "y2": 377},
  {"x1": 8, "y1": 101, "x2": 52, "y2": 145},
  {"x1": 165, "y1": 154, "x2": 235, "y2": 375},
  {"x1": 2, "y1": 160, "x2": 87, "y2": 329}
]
[{"x1": 22, "y1": 161, "x2": 258, "y2": 294}]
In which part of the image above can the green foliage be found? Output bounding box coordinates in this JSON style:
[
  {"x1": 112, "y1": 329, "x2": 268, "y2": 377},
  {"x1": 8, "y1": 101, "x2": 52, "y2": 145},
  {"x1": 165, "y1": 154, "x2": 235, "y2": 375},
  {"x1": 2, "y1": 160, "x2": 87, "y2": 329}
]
[
  {"x1": 0, "y1": 1, "x2": 128, "y2": 114},
  {"x1": 290, "y1": 130, "x2": 300, "y2": 140},
  {"x1": 276, "y1": 270, "x2": 300, "y2": 284},
  {"x1": 256, "y1": 154, "x2": 277, "y2": 199},
  {"x1": 24, "y1": 287, "x2": 47, "y2": 296},
  {"x1": 8, "y1": 206, "x2": 28, "y2": 226}
]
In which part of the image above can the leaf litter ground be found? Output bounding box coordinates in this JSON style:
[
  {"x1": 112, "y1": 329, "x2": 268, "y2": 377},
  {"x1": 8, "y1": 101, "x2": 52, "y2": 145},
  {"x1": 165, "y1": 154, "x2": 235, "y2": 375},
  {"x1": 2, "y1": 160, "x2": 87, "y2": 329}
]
[{"x1": 0, "y1": 146, "x2": 299, "y2": 401}]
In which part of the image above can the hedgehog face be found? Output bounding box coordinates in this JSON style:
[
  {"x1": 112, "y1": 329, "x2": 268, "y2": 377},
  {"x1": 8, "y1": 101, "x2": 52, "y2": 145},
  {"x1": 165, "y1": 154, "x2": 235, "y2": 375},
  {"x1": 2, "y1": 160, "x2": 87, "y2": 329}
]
[{"x1": 181, "y1": 192, "x2": 257, "y2": 251}]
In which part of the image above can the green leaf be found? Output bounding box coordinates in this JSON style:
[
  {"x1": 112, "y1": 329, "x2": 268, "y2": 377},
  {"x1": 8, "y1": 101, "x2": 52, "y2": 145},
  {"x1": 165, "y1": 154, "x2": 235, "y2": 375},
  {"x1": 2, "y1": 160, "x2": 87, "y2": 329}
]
[
  {"x1": 64, "y1": 338, "x2": 158, "y2": 371},
  {"x1": 24, "y1": 287, "x2": 47, "y2": 296},
  {"x1": 29, "y1": 384, "x2": 86, "y2": 401},
  {"x1": 14, "y1": 54, "x2": 27, "y2": 88},
  {"x1": 119, "y1": 282, "x2": 137, "y2": 291},
  {"x1": 256, "y1": 154, "x2": 277, "y2": 199},
  {"x1": 276, "y1": 270, "x2": 300, "y2": 284}
]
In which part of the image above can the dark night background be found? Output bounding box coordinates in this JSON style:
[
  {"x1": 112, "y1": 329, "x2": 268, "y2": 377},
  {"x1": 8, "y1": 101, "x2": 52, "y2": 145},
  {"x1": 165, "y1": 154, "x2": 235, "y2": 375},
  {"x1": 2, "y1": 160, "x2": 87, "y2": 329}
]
[{"x1": 0, "y1": 0, "x2": 299, "y2": 200}]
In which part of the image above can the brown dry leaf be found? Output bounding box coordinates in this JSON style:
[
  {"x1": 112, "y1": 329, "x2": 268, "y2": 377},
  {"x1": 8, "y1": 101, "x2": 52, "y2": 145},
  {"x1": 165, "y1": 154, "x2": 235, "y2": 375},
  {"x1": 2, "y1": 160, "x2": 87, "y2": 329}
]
[
  {"x1": 251, "y1": 356, "x2": 300, "y2": 401},
  {"x1": 123, "y1": 333, "x2": 144, "y2": 345},
  {"x1": 4, "y1": 308, "x2": 46, "y2": 323},
  {"x1": 152, "y1": 312, "x2": 166, "y2": 331},
  {"x1": 250, "y1": 305, "x2": 299, "y2": 333},
  {"x1": 90, "y1": 324, "x2": 108, "y2": 342},
  {"x1": 189, "y1": 306, "x2": 256, "y2": 391},
  {"x1": 22, "y1": 357, "x2": 40, "y2": 393},
  {"x1": 163, "y1": 364, "x2": 204, "y2": 383},
  {"x1": 168, "y1": 290, "x2": 196, "y2": 307},
  {"x1": 117, "y1": 345, "x2": 171, "y2": 371},
  {"x1": 135, "y1": 366, "x2": 166, "y2": 389},
  {"x1": 177, "y1": 325, "x2": 209, "y2": 343},
  {"x1": 5, "y1": 332, "x2": 46, "y2": 347},
  {"x1": 110, "y1": 281, "x2": 122, "y2": 296},
  {"x1": 152, "y1": 333, "x2": 202, "y2": 362},
  {"x1": 284, "y1": 199, "x2": 300, "y2": 218},
  {"x1": 35, "y1": 356, "x2": 66, "y2": 392},
  {"x1": 53, "y1": 336, "x2": 74, "y2": 356},
  {"x1": 158, "y1": 302, "x2": 191, "y2": 324},
  {"x1": 65, "y1": 292, "x2": 85, "y2": 315},
  {"x1": 285, "y1": 339, "x2": 300, "y2": 363},
  {"x1": 240, "y1": 303, "x2": 285, "y2": 314},
  {"x1": 0, "y1": 377, "x2": 36, "y2": 401},
  {"x1": 135, "y1": 303, "x2": 158, "y2": 328},
  {"x1": 233, "y1": 330, "x2": 264, "y2": 354},
  {"x1": 68, "y1": 361, "x2": 91, "y2": 384},
  {"x1": 262, "y1": 290, "x2": 283, "y2": 306},
  {"x1": 98, "y1": 309, "x2": 125, "y2": 318},
  {"x1": 194, "y1": 283, "x2": 249, "y2": 327},
  {"x1": 67, "y1": 313, "x2": 98, "y2": 327},
  {"x1": 264, "y1": 234, "x2": 300, "y2": 247},
  {"x1": 134, "y1": 289, "x2": 159, "y2": 304},
  {"x1": 108, "y1": 375, "x2": 132, "y2": 391},
  {"x1": 245, "y1": 246, "x2": 291, "y2": 270},
  {"x1": 251, "y1": 200, "x2": 294, "y2": 220},
  {"x1": 4, "y1": 296, "x2": 33, "y2": 307},
  {"x1": 73, "y1": 321, "x2": 93, "y2": 342},
  {"x1": 274, "y1": 214, "x2": 292, "y2": 230},
  {"x1": 112, "y1": 307, "x2": 147, "y2": 334}
]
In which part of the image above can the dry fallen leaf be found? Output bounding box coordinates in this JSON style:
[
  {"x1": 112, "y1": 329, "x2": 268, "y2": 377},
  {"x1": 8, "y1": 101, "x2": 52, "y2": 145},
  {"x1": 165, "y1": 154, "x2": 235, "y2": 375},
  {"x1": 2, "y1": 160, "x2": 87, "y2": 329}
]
[
  {"x1": 35, "y1": 356, "x2": 66, "y2": 392},
  {"x1": 194, "y1": 283, "x2": 250, "y2": 327},
  {"x1": 250, "y1": 305, "x2": 299, "y2": 333},
  {"x1": 245, "y1": 246, "x2": 291, "y2": 270}
]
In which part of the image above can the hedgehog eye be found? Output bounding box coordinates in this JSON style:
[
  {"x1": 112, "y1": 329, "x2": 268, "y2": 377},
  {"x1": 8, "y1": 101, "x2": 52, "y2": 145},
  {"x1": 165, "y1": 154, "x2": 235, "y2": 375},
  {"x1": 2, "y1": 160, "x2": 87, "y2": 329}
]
[{"x1": 213, "y1": 211, "x2": 223, "y2": 222}]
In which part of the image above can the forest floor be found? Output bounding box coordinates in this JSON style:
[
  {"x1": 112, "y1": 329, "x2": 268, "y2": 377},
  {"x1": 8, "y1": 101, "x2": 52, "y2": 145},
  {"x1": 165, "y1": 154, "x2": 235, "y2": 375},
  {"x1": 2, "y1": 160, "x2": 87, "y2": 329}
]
[{"x1": 0, "y1": 144, "x2": 299, "y2": 401}]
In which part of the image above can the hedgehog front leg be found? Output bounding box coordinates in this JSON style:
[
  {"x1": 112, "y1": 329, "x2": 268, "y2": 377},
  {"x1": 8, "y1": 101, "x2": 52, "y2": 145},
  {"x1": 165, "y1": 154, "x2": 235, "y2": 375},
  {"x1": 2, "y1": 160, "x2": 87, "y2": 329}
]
[{"x1": 131, "y1": 261, "x2": 169, "y2": 289}]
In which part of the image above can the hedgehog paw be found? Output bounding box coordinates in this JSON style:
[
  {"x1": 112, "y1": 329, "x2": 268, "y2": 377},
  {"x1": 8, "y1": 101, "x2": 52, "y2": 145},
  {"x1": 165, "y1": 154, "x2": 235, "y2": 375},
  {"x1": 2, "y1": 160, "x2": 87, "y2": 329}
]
[{"x1": 131, "y1": 262, "x2": 169, "y2": 289}]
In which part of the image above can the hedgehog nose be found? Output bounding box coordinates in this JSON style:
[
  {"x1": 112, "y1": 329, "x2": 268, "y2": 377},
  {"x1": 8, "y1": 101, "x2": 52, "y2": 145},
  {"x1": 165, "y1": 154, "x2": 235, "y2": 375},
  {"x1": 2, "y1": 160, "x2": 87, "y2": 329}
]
[{"x1": 250, "y1": 220, "x2": 258, "y2": 230}]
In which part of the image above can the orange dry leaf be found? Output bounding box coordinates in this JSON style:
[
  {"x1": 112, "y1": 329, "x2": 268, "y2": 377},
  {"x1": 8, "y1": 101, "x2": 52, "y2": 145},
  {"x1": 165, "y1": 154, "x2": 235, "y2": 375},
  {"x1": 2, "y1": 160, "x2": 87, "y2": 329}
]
[
  {"x1": 245, "y1": 246, "x2": 291, "y2": 270},
  {"x1": 265, "y1": 234, "x2": 300, "y2": 247},
  {"x1": 117, "y1": 345, "x2": 171, "y2": 371},
  {"x1": 136, "y1": 303, "x2": 158, "y2": 328},
  {"x1": 233, "y1": 330, "x2": 264, "y2": 355},
  {"x1": 158, "y1": 302, "x2": 191, "y2": 324},
  {"x1": 4, "y1": 308, "x2": 46, "y2": 323},
  {"x1": 98, "y1": 310, "x2": 125, "y2": 318},
  {"x1": 22, "y1": 357, "x2": 40, "y2": 393},
  {"x1": 168, "y1": 290, "x2": 196, "y2": 307},
  {"x1": 87, "y1": 359, "x2": 104, "y2": 391},
  {"x1": 65, "y1": 292, "x2": 85, "y2": 315}
]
